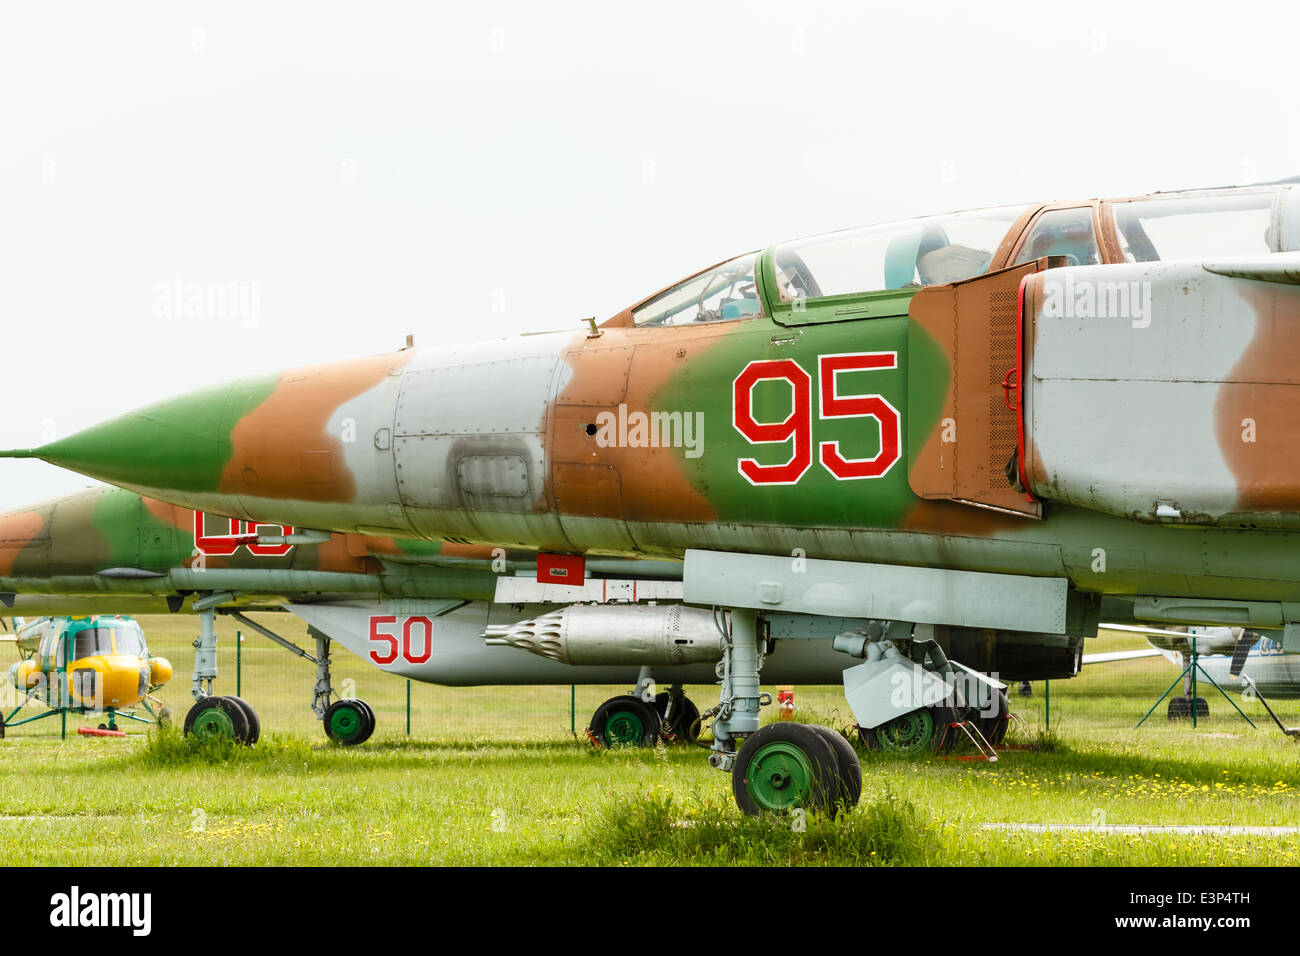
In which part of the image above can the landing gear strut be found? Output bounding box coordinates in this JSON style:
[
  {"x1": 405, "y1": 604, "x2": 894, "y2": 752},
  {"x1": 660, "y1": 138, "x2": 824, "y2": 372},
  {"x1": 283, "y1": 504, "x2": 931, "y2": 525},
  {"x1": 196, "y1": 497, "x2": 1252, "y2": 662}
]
[
  {"x1": 180, "y1": 601, "x2": 376, "y2": 745},
  {"x1": 708, "y1": 609, "x2": 863, "y2": 816},
  {"x1": 655, "y1": 686, "x2": 701, "y2": 743},
  {"x1": 182, "y1": 603, "x2": 259, "y2": 745}
]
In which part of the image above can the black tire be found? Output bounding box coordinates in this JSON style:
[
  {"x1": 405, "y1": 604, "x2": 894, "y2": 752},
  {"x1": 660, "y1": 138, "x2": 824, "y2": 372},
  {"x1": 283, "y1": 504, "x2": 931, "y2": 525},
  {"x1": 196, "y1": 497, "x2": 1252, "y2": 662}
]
[
  {"x1": 977, "y1": 690, "x2": 1010, "y2": 747},
  {"x1": 184, "y1": 696, "x2": 250, "y2": 743},
  {"x1": 653, "y1": 692, "x2": 701, "y2": 744},
  {"x1": 352, "y1": 699, "x2": 376, "y2": 744},
  {"x1": 225, "y1": 695, "x2": 261, "y2": 745},
  {"x1": 324, "y1": 699, "x2": 371, "y2": 746},
  {"x1": 1, "y1": 711, "x2": 6, "y2": 738},
  {"x1": 589, "y1": 695, "x2": 660, "y2": 748},
  {"x1": 732, "y1": 722, "x2": 840, "y2": 817},
  {"x1": 1167, "y1": 696, "x2": 1209, "y2": 720},
  {"x1": 98, "y1": 724, "x2": 107, "y2": 731},
  {"x1": 809, "y1": 725, "x2": 862, "y2": 813}
]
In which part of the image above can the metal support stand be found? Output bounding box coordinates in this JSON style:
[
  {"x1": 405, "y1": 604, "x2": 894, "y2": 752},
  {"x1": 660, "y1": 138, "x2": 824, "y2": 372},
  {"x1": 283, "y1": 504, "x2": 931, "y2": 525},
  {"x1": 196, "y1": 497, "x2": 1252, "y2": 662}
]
[
  {"x1": 941, "y1": 720, "x2": 999, "y2": 762},
  {"x1": 1240, "y1": 675, "x2": 1300, "y2": 737},
  {"x1": 1136, "y1": 638, "x2": 1256, "y2": 729}
]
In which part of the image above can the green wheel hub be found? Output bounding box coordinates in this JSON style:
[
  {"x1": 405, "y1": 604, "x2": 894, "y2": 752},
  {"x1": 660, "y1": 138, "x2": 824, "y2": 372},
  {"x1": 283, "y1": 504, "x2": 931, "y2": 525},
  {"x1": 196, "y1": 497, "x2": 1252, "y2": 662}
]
[
  {"x1": 876, "y1": 709, "x2": 937, "y2": 754},
  {"x1": 603, "y1": 710, "x2": 645, "y2": 747},
  {"x1": 744, "y1": 741, "x2": 817, "y2": 812},
  {"x1": 329, "y1": 704, "x2": 363, "y2": 739},
  {"x1": 191, "y1": 707, "x2": 235, "y2": 741}
]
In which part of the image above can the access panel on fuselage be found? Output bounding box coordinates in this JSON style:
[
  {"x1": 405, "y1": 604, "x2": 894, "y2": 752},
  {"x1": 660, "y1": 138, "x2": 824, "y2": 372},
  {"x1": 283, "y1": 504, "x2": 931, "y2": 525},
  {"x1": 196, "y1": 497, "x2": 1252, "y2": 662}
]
[{"x1": 906, "y1": 260, "x2": 1047, "y2": 517}]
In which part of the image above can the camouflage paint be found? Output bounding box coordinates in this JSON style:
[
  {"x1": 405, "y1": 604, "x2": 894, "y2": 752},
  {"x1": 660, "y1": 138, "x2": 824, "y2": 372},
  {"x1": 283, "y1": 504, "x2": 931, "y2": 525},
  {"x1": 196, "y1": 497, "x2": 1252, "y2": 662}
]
[
  {"x1": 10, "y1": 185, "x2": 1300, "y2": 611},
  {"x1": 0, "y1": 485, "x2": 517, "y2": 607}
]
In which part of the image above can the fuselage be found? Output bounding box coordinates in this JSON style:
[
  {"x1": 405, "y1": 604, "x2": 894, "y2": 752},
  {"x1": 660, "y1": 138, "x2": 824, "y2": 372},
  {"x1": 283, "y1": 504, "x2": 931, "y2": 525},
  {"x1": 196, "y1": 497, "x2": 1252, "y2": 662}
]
[{"x1": 12, "y1": 183, "x2": 1300, "y2": 612}]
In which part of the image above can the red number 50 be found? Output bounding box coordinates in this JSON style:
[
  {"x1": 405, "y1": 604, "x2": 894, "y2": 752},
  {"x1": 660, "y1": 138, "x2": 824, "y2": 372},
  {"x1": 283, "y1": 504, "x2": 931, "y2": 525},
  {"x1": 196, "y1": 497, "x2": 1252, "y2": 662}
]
[{"x1": 731, "y1": 352, "x2": 899, "y2": 486}]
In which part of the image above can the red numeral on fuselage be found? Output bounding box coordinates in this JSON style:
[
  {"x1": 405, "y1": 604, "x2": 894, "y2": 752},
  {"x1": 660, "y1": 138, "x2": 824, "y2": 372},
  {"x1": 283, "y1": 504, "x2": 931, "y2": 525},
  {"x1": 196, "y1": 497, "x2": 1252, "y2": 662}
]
[
  {"x1": 732, "y1": 360, "x2": 813, "y2": 485},
  {"x1": 192, "y1": 511, "x2": 294, "y2": 556},
  {"x1": 368, "y1": 615, "x2": 434, "y2": 665},
  {"x1": 732, "y1": 352, "x2": 900, "y2": 485}
]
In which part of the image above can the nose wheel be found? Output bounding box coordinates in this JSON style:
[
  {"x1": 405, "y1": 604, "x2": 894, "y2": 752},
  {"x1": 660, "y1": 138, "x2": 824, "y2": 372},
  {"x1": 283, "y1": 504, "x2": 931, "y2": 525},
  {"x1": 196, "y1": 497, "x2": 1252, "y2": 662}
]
[{"x1": 731, "y1": 722, "x2": 861, "y2": 817}]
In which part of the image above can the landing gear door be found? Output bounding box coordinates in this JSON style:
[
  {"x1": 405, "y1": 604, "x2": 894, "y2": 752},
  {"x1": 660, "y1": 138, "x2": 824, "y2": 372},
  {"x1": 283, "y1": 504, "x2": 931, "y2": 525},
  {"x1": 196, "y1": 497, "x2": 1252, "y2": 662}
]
[{"x1": 906, "y1": 259, "x2": 1056, "y2": 518}]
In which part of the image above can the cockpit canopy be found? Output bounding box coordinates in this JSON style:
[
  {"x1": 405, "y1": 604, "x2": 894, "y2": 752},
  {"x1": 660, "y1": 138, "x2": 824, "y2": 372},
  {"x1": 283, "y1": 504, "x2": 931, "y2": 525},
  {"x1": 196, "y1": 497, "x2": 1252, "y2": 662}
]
[
  {"x1": 632, "y1": 252, "x2": 760, "y2": 327},
  {"x1": 39, "y1": 616, "x2": 147, "y2": 664},
  {"x1": 772, "y1": 204, "x2": 1032, "y2": 300},
  {"x1": 1108, "y1": 189, "x2": 1286, "y2": 262},
  {"x1": 621, "y1": 183, "x2": 1299, "y2": 328}
]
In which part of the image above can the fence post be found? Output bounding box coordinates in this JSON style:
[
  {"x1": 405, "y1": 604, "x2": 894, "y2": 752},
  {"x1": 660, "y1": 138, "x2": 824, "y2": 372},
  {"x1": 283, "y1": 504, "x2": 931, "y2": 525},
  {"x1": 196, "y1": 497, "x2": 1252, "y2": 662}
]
[
  {"x1": 61, "y1": 632, "x2": 68, "y2": 739},
  {"x1": 1045, "y1": 679, "x2": 1050, "y2": 731},
  {"x1": 406, "y1": 679, "x2": 411, "y2": 736},
  {"x1": 236, "y1": 629, "x2": 242, "y2": 697},
  {"x1": 570, "y1": 685, "x2": 576, "y2": 736}
]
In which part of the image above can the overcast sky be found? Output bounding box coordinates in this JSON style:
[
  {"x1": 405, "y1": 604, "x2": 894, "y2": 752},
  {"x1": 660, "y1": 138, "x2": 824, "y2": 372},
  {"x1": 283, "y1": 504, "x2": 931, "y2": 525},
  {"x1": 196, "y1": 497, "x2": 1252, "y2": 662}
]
[{"x1": 1, "y1": 0, "x2": 1296, "y2": 511}]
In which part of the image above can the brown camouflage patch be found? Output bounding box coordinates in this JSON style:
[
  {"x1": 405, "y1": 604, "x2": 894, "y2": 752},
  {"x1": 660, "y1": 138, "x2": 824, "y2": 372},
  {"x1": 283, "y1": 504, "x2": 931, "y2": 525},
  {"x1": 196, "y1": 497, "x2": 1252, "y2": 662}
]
[{"x1": 220, "y1": 351, "x2": 415, "y2": 503}]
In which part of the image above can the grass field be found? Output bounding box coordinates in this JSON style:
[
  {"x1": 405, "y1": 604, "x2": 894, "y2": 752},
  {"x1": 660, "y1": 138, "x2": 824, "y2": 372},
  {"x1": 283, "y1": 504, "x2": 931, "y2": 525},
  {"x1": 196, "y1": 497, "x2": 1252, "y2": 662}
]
[{"x1": 1, "y1": 615, "x2": 1298, "y2": 865}]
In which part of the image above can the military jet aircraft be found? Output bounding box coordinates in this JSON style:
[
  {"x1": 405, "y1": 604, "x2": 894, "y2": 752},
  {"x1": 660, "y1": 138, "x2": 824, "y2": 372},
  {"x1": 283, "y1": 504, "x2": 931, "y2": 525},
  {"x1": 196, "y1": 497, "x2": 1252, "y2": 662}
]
[
  {"x1": 2, "y1": 614, "x2": 171, "y2": 736},
  {"x1": 4, "y1": 485, "x2": 956, "y2": 746},
  {"x1": 10, "y1": 181, "x2": 1300, "y2": 813}
]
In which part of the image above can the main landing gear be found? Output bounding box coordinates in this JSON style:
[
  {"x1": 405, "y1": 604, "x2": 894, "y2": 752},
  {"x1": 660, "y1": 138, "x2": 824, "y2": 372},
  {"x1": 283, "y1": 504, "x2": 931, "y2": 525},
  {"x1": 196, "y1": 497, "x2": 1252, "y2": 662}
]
[
  {"x1": 587, "y1": 672, "x2": 702, "y2": 748},
  {"x1": 705, "y1": 612, "x2": 1011, "y2": 816},
  {"x1": 702, "y1": 610, "x2": 862, "y2": 816},
  {"x1": 180, "y1": 602, "x2": 376, "y2": 746}
]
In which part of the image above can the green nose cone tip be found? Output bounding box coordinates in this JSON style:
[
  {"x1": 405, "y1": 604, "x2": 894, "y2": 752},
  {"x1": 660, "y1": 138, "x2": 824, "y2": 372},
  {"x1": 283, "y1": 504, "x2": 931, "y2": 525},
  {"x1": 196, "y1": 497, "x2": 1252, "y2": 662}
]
[{"x1": 0, "y1": 376, "x2": 277, "y2": 494}]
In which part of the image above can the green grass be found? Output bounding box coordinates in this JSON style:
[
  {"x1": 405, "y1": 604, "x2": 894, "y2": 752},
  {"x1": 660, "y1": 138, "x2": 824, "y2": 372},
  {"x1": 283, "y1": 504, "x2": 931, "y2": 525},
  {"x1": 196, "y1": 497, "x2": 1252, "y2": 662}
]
[{"x1": 1, "y1": 618, "x2": 1299, "y2": 865}]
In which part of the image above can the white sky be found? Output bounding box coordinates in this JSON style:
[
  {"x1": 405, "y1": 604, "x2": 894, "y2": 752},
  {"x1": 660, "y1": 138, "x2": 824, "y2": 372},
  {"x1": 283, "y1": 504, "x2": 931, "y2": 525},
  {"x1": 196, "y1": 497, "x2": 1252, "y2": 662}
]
[{"x1": 1, "y1": 0, "x2": 1297, "y2": 511}]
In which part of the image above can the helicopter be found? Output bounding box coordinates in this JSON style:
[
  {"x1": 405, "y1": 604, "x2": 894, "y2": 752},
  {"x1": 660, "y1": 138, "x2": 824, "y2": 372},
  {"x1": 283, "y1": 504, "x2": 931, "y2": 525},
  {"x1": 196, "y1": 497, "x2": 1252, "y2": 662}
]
[{"x1": 2, "y1": 614, "x2": 173, "y2": 737}]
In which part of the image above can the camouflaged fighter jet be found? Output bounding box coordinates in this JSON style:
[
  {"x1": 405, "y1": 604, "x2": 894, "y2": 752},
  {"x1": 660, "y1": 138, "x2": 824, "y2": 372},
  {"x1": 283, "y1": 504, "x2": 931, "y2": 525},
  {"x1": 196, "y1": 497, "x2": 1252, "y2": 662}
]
[
  {"x1": 0, "y1": 484, "x2": 891, "y2": 747},
  {"x1": 10, "y1": 180, "x2": 1300, "y2": 813}
]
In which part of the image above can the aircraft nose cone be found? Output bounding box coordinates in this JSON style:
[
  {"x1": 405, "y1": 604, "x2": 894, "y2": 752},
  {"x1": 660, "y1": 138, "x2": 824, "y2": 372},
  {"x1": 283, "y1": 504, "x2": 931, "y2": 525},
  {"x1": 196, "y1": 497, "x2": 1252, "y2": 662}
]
[
  {"x1": 16, "y1": 380, "x2": 250, "y2": 495},
  {"x1": 2, "y1": 351, "x2": 415, "y2": 530}
]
